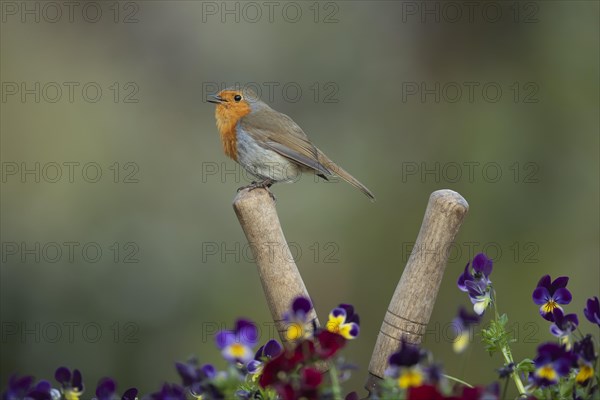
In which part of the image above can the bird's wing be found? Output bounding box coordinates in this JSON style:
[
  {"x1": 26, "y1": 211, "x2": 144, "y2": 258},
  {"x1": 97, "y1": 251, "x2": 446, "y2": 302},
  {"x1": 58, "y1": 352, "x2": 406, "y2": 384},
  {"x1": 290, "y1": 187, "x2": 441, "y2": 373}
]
[{"x1": 239, "y1": 108, "x2": 332, "y2": 176}]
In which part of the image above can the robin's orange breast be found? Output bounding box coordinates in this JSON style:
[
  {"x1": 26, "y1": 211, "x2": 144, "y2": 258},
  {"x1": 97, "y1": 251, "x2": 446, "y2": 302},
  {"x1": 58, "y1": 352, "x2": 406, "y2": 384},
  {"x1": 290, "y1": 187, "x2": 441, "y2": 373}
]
[
  {"x1": 214, "y1": 101, "x2": 251, "y2": 161},
  {"x1": 219, "y1": 124, "x2": 238, "y2": 161}
]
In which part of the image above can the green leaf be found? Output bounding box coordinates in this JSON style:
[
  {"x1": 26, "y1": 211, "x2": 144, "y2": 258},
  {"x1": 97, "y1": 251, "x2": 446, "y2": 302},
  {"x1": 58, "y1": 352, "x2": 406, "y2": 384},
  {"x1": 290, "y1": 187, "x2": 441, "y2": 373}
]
[
  {"x1": 498, "y1": 313, "x2": 508, "y2": 326},
  {"x1": 515, "y1": 358, "x2": 535, "y2": 373},
  {"x1": 559, "y1": 377, "x2": 575, "y2": 398},
  {"x1": 480, "y1": 314, "x2": 512, "y2": 356}
]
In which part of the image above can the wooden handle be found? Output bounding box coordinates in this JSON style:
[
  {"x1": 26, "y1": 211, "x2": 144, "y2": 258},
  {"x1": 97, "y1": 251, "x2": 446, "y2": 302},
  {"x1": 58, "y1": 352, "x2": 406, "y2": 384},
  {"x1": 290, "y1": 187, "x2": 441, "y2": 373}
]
[
  {"x1": 233, "y1": 188, "x2": 319, "y2": 342},
  {"x1": 365, "y1": 190, "x2": 469, "y2": 392}
]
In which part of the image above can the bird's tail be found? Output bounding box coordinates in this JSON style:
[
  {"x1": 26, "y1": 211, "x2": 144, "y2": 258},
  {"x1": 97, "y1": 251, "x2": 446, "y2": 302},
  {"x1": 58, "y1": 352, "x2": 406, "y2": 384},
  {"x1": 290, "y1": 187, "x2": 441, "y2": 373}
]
[{"x1": 317, "y1": 150, "x2": 376, "y2": 201}]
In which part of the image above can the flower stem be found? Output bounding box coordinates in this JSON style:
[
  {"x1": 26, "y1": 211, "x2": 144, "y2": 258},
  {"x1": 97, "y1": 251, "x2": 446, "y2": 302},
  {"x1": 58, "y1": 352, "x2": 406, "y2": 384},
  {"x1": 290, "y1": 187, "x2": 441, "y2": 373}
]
[
  {"x1": 492, "y1": 290, "x2": 527, "y2": 397},
  {"x1": 501, "y1": 346, "x2": 527, "y2": 396},
  {"x1": 501, "y1": 377, "x2": 510, "y2": 399},
  {"x1": 442, "y1": 374, "x2": 474, "y2": 388},
  {"x1": 329, "y1": 363, "x2": 342, "y2": 400}
]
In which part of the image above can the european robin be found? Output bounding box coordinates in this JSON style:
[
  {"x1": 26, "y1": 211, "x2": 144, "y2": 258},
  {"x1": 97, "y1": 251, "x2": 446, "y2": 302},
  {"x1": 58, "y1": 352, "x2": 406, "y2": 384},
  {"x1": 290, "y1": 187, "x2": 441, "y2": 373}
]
[{"x1": 208, "y1": 88, "x2": 375, "y2": 201}]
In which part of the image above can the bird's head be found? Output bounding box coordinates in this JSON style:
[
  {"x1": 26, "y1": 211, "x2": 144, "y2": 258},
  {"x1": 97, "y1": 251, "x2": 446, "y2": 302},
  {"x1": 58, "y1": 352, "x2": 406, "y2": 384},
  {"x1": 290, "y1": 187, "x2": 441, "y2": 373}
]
[{"x1": 208, "y1": 88, "x2": 264, "y2": 126}]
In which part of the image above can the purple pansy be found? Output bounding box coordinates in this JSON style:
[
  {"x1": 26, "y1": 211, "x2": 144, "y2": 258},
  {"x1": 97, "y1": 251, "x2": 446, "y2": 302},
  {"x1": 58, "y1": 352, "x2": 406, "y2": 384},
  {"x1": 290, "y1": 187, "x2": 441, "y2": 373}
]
[
  {"x1": 532, "y1": 275, "x2": 572, "y2": 321},
  {"x1": 54, "y1": 367, "x2": 84, "y2": 398},
  {"x1": 2, "y1": 375, "x2": 56, "y2": 400},
  {"x1": 143, "y1": 383, "x2": 185, "y2": 400},
  {"x1": 458, "y1": 253, "x2": 493, "y2": 288},
  {"x1": 174, "y1": 359, "x2": 223, "y2": 399},
  {"x1": 2, "y1": 375, "x2": 34, "y2": 400},
  {"x1": 573, "y1": 334, "x2": 597, "y2": 385},
  {"x1": 326, "y1": 304, "x2": 360, "y2": 340},
  {"x1": 215, "y1": 319, "x2": 259, "y2": 364},
  {"x1": 532, "y1": 343, "x2": 575, "y2": 387},
  {"x1": 121, "y1": 388, "x2": 138, "y2": 400},
  {"x1": 457, "y1": 253, "x2": 494, "y2": 315},
  {"x1": 583, "y1": 296, "x2": 600, "y2": 327},
  {"x1": 451, "y1": 306, "x2": 481, "y2": 353},
  {"x1": 175, "y1": 357, "x2": 216, "y2": 395},
  {"x1": 283, "y1": 296, "x2": 315, "y2": 341},
  {"x1": 95, "y1": 377, "x2": 138, "y2": 400},
  {"x1": 385, "y1": 342, "x2": 427, "y2": 389},
  {"x1": 26, "y1": 381, "x2": 55, "y2": 400},
  {"x1": 387, "y1": 342, "x2": 424, "y2": 369},
  {"x1": 497, "y1": 363, "x2": 515, "y2": 379},
  {"x1": 549, "y1": 308, "x2": 579, "y2": 340},
  {"x1": 247, "y1": 339, "x2": 283, "y2": 375}
]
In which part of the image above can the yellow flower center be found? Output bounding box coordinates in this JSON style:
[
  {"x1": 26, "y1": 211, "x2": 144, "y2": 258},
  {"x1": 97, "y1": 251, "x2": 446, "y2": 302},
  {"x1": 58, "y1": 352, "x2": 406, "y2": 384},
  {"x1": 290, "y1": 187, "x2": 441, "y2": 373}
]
[
  {"x1": 285, "y1": 323, "x2": 304, "y2": 340},
  {"x1": 251, "y1": 369, "x2": 262, "y2": 382},
  {"x1": 542, "y1": 300, "x2": 559, "y2": 314},
  {"x1": 576, "y1": 365, "x2": 594, "y2": 384},
  {"x1": 536, "y1": 365, "x2": 557, "y2": 381},
  {"x1": 230, "y1": 343, "x2": 246, "y2": 358},
  {"x1": 398, "y1": 368, "x2": 423, "y2": 389},
  {"x1": 64, "y1": 389, "x2": 83, "y2": 400},
  {"x1": 453, "y1": 331, "x2": 470, "y2": 354},
  {"x1": 327, "y1": 320, "x2": 341, "y2": 335}
]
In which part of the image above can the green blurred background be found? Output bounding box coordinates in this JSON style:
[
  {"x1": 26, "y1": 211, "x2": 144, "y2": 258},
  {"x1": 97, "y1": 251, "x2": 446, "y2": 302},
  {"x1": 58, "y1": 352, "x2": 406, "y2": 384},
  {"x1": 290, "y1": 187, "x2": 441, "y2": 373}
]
[{"x1": 1, "y1": 1, "x2": 598, "y2": 398}]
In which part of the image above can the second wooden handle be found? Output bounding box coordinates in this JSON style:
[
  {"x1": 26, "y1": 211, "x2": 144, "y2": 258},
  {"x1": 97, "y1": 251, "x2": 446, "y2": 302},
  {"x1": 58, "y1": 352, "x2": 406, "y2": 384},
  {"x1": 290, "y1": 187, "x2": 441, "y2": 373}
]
[{"x1": 367, "y1": 189, "x2": 469, "y2": 381}]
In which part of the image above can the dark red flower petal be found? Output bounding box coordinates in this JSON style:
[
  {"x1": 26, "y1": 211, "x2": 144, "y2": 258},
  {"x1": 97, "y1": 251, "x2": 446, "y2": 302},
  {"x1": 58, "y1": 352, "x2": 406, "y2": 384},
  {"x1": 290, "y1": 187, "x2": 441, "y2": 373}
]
[
  {"x1": 408, "y1": 384, "x2": 444, "y2": 400},
  {"x1": 275, "y1": 383, "x2": 296, "y2": 400},
  {"x1": 459, "y1": 386, "x2": 484, "y2": 400},
  {"x1": 345, "y1": 392, "x2": 359, "y2": 400},
  {"x1": 259, "y1": 341, "x2": 314, "y2": 388},
  {"x1": 316, "y1": 330, "x2": 346, "y2": 359},
  {"x1": 302, "y1": 367, "x2": 322, "y2": 388}
]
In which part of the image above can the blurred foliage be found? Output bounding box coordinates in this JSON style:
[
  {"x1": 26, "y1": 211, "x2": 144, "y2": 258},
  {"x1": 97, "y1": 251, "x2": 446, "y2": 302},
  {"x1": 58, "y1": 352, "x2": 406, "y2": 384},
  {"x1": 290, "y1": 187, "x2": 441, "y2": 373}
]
[{"x1": 1, "y1": 1, "x2": 598, "y2": 398}]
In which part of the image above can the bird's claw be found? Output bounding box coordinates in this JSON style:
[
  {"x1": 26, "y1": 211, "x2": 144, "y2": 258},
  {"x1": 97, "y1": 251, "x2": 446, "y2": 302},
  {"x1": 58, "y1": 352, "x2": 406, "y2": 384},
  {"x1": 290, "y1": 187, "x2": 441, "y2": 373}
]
[{"x1": 238, "y1": 180, "x2": 276, "y2": 202}]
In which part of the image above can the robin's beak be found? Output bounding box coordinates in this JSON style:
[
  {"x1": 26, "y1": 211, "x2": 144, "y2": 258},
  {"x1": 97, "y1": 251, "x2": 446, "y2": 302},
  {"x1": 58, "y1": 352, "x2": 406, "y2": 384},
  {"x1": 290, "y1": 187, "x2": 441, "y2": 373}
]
[{"x1": 207, "y1": 94, "x2": 225, "y2": 104}]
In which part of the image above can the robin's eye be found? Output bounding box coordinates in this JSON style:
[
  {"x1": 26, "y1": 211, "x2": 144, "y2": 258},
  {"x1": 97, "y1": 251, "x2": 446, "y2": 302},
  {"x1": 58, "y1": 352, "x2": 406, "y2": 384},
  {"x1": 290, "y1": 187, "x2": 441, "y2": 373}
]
[{"x1": 234, "y1": 94, "x2": 242, "y2": 102}]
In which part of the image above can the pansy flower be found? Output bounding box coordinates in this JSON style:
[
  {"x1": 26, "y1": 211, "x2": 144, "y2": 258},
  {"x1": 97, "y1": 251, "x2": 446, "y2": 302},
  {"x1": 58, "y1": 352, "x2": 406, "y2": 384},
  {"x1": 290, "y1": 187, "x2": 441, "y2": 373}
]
[
  {"x1": 54, "y1": 367, "x2": 84, "y2": 399},
  {"x1": 583, "y1": 296, "x2": 600, "y2": 327},
  {"x1": 247, "y1": 339, "x2": 283, "y2": 377},
  {"x1": 451, "y1": 306, "x2": 481, "y2": 353},
  {"x1": 532, "y1": 343, "x2": 575, "y2": 387},
  {"x1": 532, "y1": 275, "x2": 572, "y2": 321},
  {"x1": 457, "y1": 253, "x2": 494, "y2": 315},
  {"x1": 283, "y1": 297, "x2": 315, "y2": 341},
  {"x1": 549, "y1": 308, "x2": 578, "y2": 346},
  {"x1": 27, "y1": 381, "x2": 57, "y2": 400},
  {"x1": 2, "y1": 375, "x2": 57, "y2": 400},
  {"x1": 496, "y1": 362, "x2": 515, "y2": 379},
  {"x1": 143, "y1": 383, "x2": 185, "y2": 400},
  {"x1": 175, "y1": 357, "x2": 217, "y2": 397},
  {"x1": 175, "y1": 357, "x2": 215, "y2": 384},
  {"x1": 385, "y1": 342, "x2": 426, "y2": 389},
  {"x1": 573, "y1": 335, "x2": 598, "y2": 385},
  {"x1": 326, "y1": 304, "x2": 360, "y2": 340},
  {"x1": 95, "y1": 377, "x2": 137, "y2": 400},
  {"x1": 215, "y1": 318, "x2": 259, "y2": 364},
  {"x1": 2, "y1": 375, "x2": 35, "y2": 400},
  {"x1": 457, "y1": 253, "x2": 493, "y2": 288}
]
